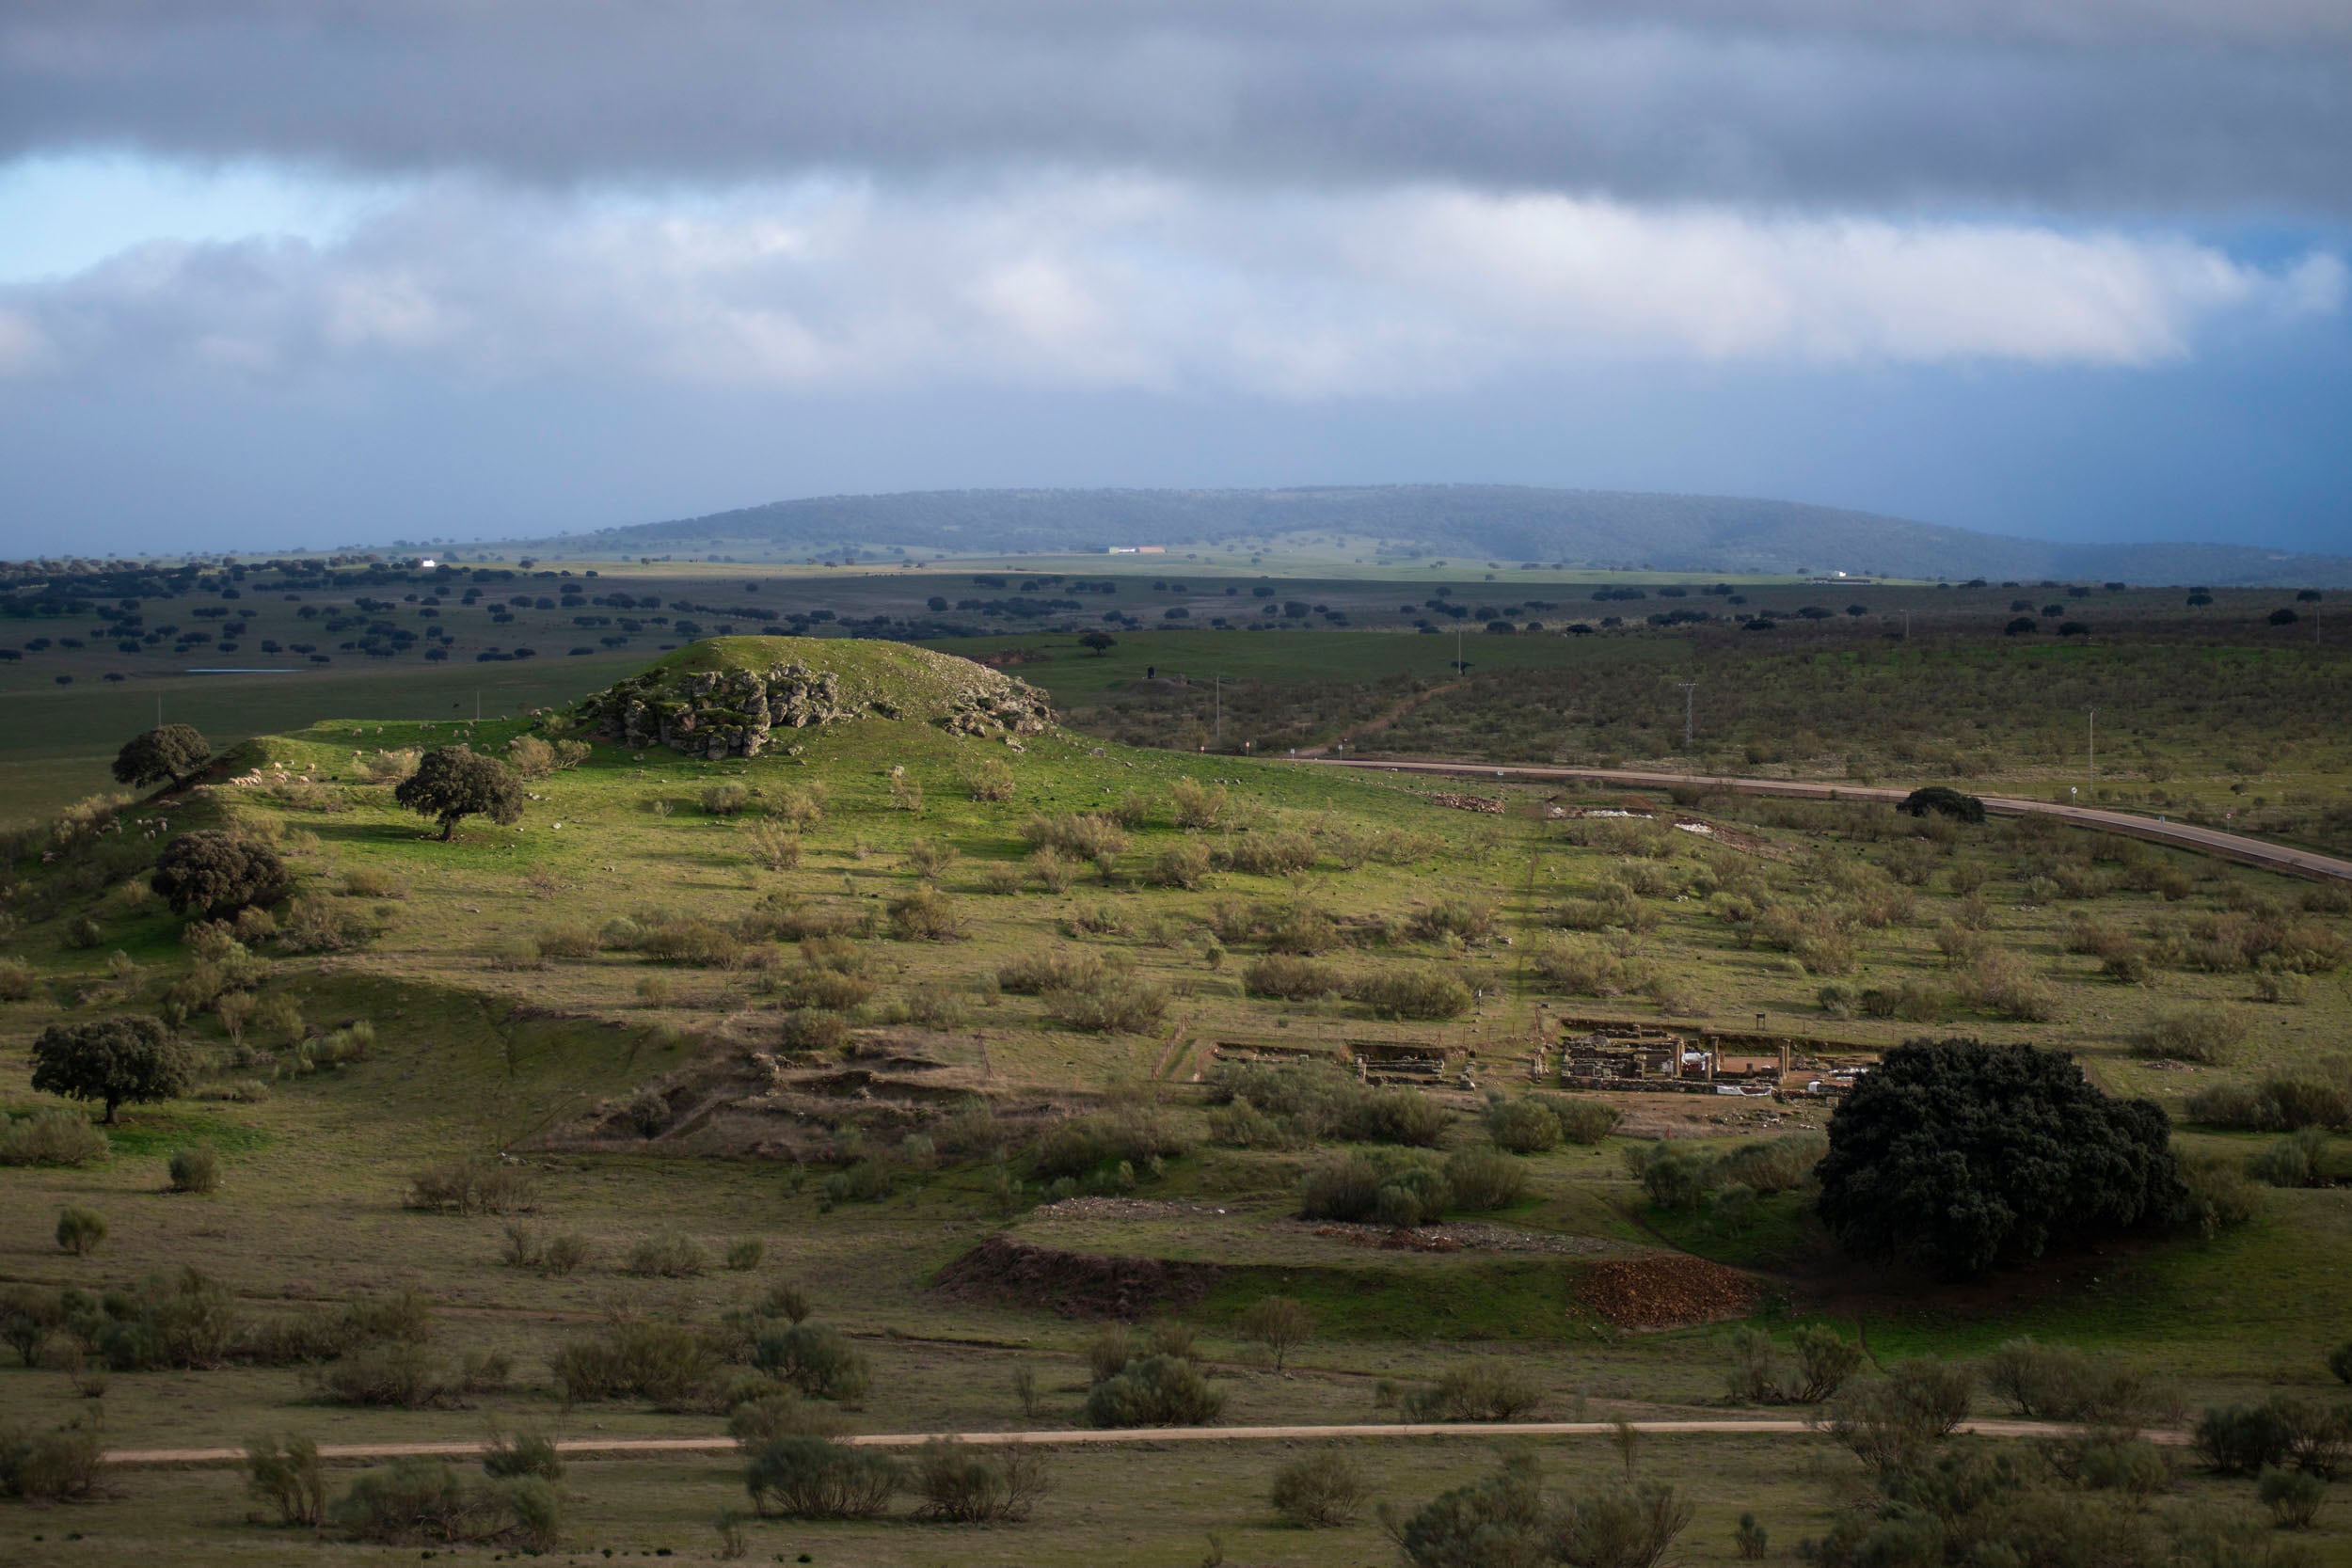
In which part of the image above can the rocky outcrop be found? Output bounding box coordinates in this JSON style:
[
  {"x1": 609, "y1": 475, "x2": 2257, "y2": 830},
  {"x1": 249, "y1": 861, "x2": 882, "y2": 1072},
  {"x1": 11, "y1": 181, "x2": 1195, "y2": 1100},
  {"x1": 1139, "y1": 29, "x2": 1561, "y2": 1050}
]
[{"x1": 580, "y1": 656, "x2": 1052, "y2": 758}]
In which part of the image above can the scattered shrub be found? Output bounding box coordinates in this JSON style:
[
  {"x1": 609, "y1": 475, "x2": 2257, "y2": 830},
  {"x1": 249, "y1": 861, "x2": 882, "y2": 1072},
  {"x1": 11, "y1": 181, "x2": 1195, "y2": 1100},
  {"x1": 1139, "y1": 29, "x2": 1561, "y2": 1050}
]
[
  {"x1": 2261, "y1": 1465, "x2": 2326, "y2": 1529},
  {"x1": 1402, "y1": 1363, "x2": 1544, "y2": 1422},
  {"x1": 55, "y1": 1206, "x2": 106, "y2": 1257},
  {"x1": 549, "y1": 1318, "x2": 723, "y2": 1405},
  {"x1": 0, "y1": 1421, "x2": 103, "y2": 1502},
  {"x1": 1828, "y1": 1360, "x2": 1975, "y2": 1469},
  {"x1": 1243, "y1": 953, "x2": 1339, "y2": 1001},
  {"x1": 1384, "y1": 1454, "x2": 1690, "y2": 1568},
  {"x1": 405, "y1": 1161, "x2": 538, "y2": 1216},
  {"x1": 997, "y1": 949, "x2": 1102, "y2": 995},
  {"x1": 744, "y1": 1435, "x2": 902, "y2": 1519},
  {"x1": 2249, "y1": 1127, "x2": 2330, "y2": 1188},
  {"x1": 1442, "y1": 1148, "x2": 1528, "y2": 1211},
  {"x1": 785, "y1": 966, "x2": 876, "y2": 1011},
  {"x1": 725, "y1": 1238, "x2": 766, "y2": 1272},
  {"x1": 1021, "y1": 813, "x2": 1130, "y2": 860},
  {"x1": 1031, "y1": 1107, "x2": 1189, "y2": 1180},
  {"x1": 911, "y1": 1438, "x2": 1050, "y2": 1523},
  {"x1": 1148, "y1": 839, "x2": 1213, "y2": 890},
  {"x1": 2136, "y1": 1006, "x2": 2248, "y2": 1065},
  {"x1": 331, "y1": 1458, "x2": 561, "y2": 1547},
  {"x1": 746, "y1": 819, "x2": 803, "y2": 872},
  {"x1": 754, "y1": 1323, "x2": 872, "y2": 1403},
  {"x1": 1271, "y1": 1449, "x2": 1367, "y2": 1528},
  {"x1": 1487, "y1": 1098, "x2": 1563, "y2": 1153},
  {"x1": 1171, "y1": 778, "x2": 1228, "y2": 829},
  {"x1": 535, "y1": 922, "x2": 602, "y2": 960},
  {"x1": 962, "y1": 758, "x2": 1017, "y2": 802},
  {"x1": 886, "y1": 887, "x2": 962, "y2": 941},
  {"x1": 778, "y1": 1008, "x2": 851, "y2": 1053},
  {"x1": 481, "y1": 1426, "x2": 565, "y2": 1483},
  {"x1": 2188, "y1": 1069, "x2": 2352, "y2": 1132},
  {"x1": 0, "y1": 1109, "x2": 109, "y2": 1166},
  {"x1": 245, "y1": 1434, "x2": 328, "y2": 1526},
  {"x1": 1349, "y1": 965, "x2": 1472, "y2": 1021},
  {"x1": 902, "y1": 983, "x2": 969, "y2": 1029},
  {"x1": 319, "y1": 1341, "x2": 453, "y2": 1408},
  {"x1": 1734, "y1": 1510, "x2": 1769, "y2": 1560},
  {"x1": 1543, "y1": 1094, "x2": 1622, "y2": 1145},
  {"x1": 2196, "y1": 1402, "x2": 2297, "y2": 1477},
  {"x1": 1042, "y1": 972, "x2": 1170, "y2": 1034},
  {"x1": 89, "y1": 1265, "x2": 238, "y2": 1369},
  {"x1": 1413, "y1": 899, "x2": 1496, "y2": 947},
  {"x1": 1239, "y1": 1295, "x2": 1314, "y2": 1373},
  {"x1": 902, "y1": 837, "x2": 959, "y2": 883},
  {"x1": 540, "y1": 1231, "x2": 592, "y2": 1276},
  {"x1": 1725, "y1": 1324, "x2": 1864, "y2": 1404},
  {"x1": 167, "y1": 1142, "x2": 221, "y2": 1194},
  {"x1": 1027, "y1": 846, "x2": 1082, "y2": 893},
  {"x1": 821, "y1": 1159, "x2": 898, "y2": 1204},
  {"x1": 624, "y1": 1233, "x2": 708, "y2": 1278},
  {"x1": 1530, "y1": 938, "x2": 1627, "y2": 996},
  {"x1": 1083, "y1": 1354, "x2": 1225, "y2": 1427},
  {"x1": 1979, "y1": 1338, "x2": 2178, "y2": 1428}
]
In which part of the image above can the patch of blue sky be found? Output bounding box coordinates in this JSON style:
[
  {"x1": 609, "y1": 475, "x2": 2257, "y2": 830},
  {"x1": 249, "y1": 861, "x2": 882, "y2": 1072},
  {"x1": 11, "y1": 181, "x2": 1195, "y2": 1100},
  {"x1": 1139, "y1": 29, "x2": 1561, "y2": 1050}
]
[{"x1": 0, "y1": 150, "x2": 402, "y2": 282}]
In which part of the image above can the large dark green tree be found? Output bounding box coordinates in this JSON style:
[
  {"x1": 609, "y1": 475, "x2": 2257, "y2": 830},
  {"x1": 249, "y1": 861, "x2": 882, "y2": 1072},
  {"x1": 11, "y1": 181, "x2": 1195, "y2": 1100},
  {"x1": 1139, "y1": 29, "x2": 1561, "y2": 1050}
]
[
  {"x1": 393, "y1": 746, "x2": 525, "y2": 841},
  {"x1": 29, "y1": 1015, "x2": 195, "y2": 1123},
  {"x1": 1816, "y1": 1038, "x2": 2184, "y2": 1279},
  {"x1": 112, "y1": 723, "x2": 213, "y2": 789},
  {"x1": 150, "y1": 830, "x2": 292, "y2": 915}
]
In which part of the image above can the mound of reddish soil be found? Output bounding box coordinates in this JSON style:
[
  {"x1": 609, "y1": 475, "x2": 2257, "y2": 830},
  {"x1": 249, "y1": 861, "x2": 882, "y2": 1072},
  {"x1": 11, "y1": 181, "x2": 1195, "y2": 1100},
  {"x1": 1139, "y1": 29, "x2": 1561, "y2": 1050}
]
[
  {"x1": 931, "y1": 1234, "x2": 1221, "y2": 1322},
  {"x1": 1579, "y1": 1255, "x2": 1758, "y2": 1328}
]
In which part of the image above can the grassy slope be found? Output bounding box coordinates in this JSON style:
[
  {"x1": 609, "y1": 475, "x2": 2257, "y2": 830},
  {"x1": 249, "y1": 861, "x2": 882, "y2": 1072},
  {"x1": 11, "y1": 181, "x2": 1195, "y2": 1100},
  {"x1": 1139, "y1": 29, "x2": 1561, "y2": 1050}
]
[{"x1": 3, "y1": 637, "x2": 2349, "y2": 1560}]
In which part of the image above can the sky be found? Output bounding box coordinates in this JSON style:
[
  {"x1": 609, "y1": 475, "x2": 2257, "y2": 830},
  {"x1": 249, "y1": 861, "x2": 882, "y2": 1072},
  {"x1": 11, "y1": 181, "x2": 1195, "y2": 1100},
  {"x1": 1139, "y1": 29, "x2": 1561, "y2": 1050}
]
[{"x1": 0, "y1": 3, "x2": 2348, "y2": 556}]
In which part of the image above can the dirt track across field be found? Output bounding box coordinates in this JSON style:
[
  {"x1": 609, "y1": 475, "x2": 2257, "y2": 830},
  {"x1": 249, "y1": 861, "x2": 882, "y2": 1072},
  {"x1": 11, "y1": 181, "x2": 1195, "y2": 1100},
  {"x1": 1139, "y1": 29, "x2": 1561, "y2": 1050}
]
[
  {"x1": 103, "y1": 1417, "x2": 2181, "y2": 1468},
  {"x1": 1298, "y1": 756, "x2": 2352, "y2": 884}
]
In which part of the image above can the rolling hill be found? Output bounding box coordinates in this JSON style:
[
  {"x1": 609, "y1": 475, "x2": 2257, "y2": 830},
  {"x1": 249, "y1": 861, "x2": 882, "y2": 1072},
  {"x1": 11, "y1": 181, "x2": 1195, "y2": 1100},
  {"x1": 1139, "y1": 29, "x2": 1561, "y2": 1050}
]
[{"x1": 527, "y1": 485, "x2": 2352, "y2": 585}]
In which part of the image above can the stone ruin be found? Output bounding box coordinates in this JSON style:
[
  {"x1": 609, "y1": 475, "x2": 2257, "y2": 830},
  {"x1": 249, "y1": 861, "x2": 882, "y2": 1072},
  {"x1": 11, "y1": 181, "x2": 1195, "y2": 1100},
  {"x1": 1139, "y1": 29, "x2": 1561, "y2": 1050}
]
[{"x1": 581, "y1": 658, "x2": 1053, "y2": 759}]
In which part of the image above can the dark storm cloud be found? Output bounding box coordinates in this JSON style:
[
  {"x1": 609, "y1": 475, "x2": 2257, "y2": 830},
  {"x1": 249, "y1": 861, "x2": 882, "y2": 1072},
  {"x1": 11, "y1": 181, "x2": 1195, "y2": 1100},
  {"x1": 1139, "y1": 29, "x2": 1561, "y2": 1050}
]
[{"x1": 3, "y1": 2, "x2": 2347, "y2": 213}]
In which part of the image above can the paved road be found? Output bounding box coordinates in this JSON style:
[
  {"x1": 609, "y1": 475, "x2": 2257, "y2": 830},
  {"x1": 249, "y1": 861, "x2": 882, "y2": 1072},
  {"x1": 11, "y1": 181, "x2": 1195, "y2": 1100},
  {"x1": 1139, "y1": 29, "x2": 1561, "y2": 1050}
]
[
  {"x1": 1297, "y1": 756, "x2": 2352, "y2": 884},
  {"x1": 103, "y1": 1416, "x2": 2179, "y2": 1467}
]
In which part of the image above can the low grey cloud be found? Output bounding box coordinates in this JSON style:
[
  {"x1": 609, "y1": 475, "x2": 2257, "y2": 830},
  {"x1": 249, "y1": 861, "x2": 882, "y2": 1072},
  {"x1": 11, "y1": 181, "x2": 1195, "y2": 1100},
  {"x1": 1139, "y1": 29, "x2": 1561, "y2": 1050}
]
[
  {"x1": 3, "y1": 3, "x2": 2347, "y2": 214},
  {"x1": 3, "y1": 175, "x2": 2336, "y2": 397}
]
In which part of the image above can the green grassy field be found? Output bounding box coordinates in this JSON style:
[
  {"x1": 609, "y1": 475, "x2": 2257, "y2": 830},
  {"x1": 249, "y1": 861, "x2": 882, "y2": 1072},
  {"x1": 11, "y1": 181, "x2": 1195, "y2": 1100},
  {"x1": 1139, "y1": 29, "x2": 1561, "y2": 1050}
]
[{"x1": 3, "y1": 631, "x2": 2349, "y2": 1562}]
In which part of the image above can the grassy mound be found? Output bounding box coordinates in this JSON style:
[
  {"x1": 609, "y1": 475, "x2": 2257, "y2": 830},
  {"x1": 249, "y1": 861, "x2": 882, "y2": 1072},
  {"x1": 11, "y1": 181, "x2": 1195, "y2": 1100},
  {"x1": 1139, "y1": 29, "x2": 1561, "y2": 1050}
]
[{"x1": 581, "y1": 636, "x2": 1053, "y2": 757}]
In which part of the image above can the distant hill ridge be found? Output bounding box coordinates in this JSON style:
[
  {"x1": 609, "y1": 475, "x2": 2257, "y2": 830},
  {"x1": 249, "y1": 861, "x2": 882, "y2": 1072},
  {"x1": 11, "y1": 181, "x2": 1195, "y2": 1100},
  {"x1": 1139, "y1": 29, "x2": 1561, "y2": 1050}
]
[{"x1": 542, "y1": 485, "x2": 2352, "y2": 586}]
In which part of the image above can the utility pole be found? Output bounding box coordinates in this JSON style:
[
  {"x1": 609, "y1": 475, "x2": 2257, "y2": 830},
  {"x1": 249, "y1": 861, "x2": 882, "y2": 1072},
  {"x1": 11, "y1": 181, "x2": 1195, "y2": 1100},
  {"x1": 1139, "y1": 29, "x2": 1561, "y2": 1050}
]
[
  {"x1": 1213, "y1": 675, "x2": 1221, "y2": 750},
  {"x1": 1454, "y1": 624, "x2": 1464, "y2": 676},
  {"x1": 475, "y1": 689, "x2": 482, "y2": 722},
  {"x1": 1677, "y1": 681, "x2": 1697, "y2": 749},
  {"x1": 1902, "y1": 610, "x2": 1911, "y2": 641},
  {"x1": 2086, "y1": 705, "x2": 2096, "y2": 799}
]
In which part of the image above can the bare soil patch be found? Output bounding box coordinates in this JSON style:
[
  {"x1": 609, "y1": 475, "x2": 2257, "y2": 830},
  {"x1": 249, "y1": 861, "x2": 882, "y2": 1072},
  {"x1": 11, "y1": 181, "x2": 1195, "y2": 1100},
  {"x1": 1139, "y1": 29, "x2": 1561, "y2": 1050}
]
[
  {"x1": 931, "y1": 1233, "x2": 1222, "y2": 1321},
  {"x1": 1578, "y1": 1255, "x2": 1759, "y2": 1328}
]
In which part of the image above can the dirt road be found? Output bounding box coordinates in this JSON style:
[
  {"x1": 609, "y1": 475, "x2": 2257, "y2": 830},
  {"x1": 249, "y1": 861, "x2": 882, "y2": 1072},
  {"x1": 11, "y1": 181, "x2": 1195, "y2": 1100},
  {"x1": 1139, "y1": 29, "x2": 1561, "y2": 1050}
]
[
  {"x1": 1298, "y1": 756, "x2": 2352, "y2": 883},
  {"x1": 103, "y1": 1416, "x2": 2178, "y2": 1468}
]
